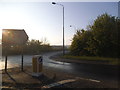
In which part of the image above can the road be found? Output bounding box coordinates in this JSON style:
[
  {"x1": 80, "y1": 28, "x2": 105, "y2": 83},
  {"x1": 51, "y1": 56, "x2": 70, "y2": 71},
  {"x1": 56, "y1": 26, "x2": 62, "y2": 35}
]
[
  {"x1": 1, "y1": 51, "x2": 119, "y2": 87},
  {"x1": 42, "y1": 52, "x2": 119, "y2": 84}
]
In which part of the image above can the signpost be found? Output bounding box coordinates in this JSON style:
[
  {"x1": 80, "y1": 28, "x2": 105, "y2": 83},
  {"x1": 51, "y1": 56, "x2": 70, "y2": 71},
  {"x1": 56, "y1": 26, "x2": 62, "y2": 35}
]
[
  {"x1": 5, "y1": 54, "x2": 7, "y2": 72},
  {"x1": 2, "y1": 29, "x2": 28, "y2": 72}
]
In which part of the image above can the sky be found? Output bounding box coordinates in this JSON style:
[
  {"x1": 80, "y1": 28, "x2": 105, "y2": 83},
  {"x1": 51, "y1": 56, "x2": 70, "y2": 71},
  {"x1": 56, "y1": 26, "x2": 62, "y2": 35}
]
[{"x1": 0, "y1": 1, "x2": 119, "y2": 45}]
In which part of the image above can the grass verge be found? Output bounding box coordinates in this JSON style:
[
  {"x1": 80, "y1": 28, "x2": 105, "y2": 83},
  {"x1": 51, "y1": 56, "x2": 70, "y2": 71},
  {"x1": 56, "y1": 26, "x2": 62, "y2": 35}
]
[{"x1": 61, "y1": 55, "x2": 120, "y2": 65}]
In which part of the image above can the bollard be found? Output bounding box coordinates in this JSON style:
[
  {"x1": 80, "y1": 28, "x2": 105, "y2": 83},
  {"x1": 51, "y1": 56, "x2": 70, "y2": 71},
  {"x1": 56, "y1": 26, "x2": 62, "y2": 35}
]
[{"x1": 32, "y1": 55, "x2": 43, "y2": 77}]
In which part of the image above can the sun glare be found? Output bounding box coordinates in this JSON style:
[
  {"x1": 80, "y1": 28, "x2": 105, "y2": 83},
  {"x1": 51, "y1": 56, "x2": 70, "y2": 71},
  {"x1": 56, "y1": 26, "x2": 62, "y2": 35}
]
[
  {"x1": 2, "y1": 30, "x2": 10, "y2": 36},
  {"x1": 0, "y1": 29, "x2": 2, "y2": 39}
]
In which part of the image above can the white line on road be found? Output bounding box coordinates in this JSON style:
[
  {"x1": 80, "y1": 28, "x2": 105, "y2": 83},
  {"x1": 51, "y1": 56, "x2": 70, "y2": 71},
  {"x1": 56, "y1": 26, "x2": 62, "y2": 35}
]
[{"x1": 75, "y1": 77, "x2": 101, "y2": 83}]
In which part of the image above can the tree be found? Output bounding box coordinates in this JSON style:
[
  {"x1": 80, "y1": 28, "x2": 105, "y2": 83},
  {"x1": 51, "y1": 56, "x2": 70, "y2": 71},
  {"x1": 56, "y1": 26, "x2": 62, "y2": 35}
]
[
  {"x1": 24, "y1": 39, "x2": 51, "y2": 54},
  {"x1": 90, "y1": 13, "x2": 118, "y2": 57},
  {"x1": 70, "y1": 30, "x2": 82, "y2": 56},
  {"x1": 70, "y1": 29, "x2": 92, "y2": 56},
  {"x1": 70, "y1": 13, "x2": 119, "y2": 57}
]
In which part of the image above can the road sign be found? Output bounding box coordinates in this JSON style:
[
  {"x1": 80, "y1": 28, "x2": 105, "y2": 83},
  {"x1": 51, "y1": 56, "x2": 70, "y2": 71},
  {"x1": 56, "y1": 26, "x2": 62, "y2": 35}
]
[
  {"x1": 2, "y1": 29, "x2": 28, "y2": 72},
  {"x1": 2, "y1": 29, "x2": 28, "y2": 45},
  {"x1": 38, "y1": 56, "x2": 43, "y2": 63}
]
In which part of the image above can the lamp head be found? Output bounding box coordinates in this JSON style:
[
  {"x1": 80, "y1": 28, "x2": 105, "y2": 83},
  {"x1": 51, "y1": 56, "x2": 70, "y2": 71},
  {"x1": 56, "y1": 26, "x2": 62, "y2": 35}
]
[{"x1": 52, "y1": 2, "x2": 56, "y2": 4}]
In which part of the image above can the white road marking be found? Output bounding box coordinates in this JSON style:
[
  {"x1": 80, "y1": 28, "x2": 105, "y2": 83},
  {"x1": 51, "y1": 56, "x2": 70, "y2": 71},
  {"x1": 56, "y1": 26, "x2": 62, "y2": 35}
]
[
  {"x1": 42, "y1": 79, "x2": 76, "y2": 88},
  {"x1": 42, "y1": 77, "x2": 101, "y2": 88},
  {"x1": 76, "y1": 77, "x2": 100, "y2": 83}
]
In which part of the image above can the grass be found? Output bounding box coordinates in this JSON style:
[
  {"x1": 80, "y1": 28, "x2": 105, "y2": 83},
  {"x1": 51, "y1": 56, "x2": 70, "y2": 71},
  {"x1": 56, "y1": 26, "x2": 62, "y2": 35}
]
[{"x1": 61, "y1": 54, "x2": 120, "y2": 65}]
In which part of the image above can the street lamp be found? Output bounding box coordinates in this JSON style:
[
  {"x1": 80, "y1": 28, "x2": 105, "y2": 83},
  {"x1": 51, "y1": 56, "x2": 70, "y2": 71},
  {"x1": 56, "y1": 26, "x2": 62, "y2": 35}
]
[
  {"x1": 70, "y1": 25, "x2": 79, "y2": 34},
  {"x1": 52, "y1": 2, "x2": 65, "y2": 55},
  {"x1": 70, "y1": 25, "x2": 77, "y2": 31}
]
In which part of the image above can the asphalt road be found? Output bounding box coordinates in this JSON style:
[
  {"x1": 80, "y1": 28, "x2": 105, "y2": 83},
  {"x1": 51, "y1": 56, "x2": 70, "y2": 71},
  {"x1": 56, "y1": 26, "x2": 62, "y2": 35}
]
[
  {"x1": 42, "y1": 52, "x2": 119, "y2": 84},
  {"x1": 1, "y1": 51, "x2": 119, "y2": 87}
]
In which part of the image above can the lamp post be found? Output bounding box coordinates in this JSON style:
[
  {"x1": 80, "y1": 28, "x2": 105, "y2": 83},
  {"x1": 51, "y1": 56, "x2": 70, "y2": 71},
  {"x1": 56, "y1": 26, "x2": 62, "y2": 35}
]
[{"x1": 52, "y1": 2, "x2": 65, "y2": 55}]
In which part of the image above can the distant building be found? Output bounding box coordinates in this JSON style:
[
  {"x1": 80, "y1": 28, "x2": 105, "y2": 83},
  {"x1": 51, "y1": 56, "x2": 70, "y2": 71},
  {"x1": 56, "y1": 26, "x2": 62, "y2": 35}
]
[{"x1": 2, "y1": 29, "x2": 28, "y2": 45}]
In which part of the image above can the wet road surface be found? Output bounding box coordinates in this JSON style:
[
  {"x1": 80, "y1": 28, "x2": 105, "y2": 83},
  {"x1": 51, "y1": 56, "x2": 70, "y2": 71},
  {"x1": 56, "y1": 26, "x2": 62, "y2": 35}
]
[
  {"x1": 0, "y1": 51, "x2": 119, "y2": 87},
  {"x1": 42, "y1": 52, "x2": 119, "y2": 84}
]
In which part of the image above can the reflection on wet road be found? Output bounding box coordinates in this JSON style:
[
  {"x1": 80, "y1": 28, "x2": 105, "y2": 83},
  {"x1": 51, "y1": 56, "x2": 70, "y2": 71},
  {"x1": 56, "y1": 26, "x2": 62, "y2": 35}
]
[
  {"x1": 0, "y1": 55, "x2": 33, "y2": 70},
  {"x1": 0, "y1": 51, "x2": 68, "y2": 70}
]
